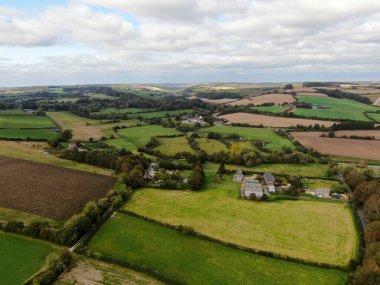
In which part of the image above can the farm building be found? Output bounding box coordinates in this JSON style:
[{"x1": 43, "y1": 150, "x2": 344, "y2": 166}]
[
  {"x1": 241, "y1": 177, "x2": 264, "y2": 198},
  {"x1": 181, "y1": 116, "x2": 207, "y2": 126},
  {"x1": 306, "y1": 187, "x2": 331, "y2": 198},
  {"x1": 263, "y1": 172, "x2": 275, "y2": 186},
  {"x1": 233, "y1": 169, "x2": 244, "y2": 182},
  {"x1": 144, "y1": 163, "x2": 159, "y2": 181}
]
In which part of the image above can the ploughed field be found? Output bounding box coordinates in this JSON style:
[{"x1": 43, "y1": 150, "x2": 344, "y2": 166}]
[
  {"x1": 228, "y1": 93, "x2": 295, "y2": 106},
  {"x1": 291, "y1": 132, "x2": 380, "y2": 161},
  {"x1": 125, "y1": 173, "x2": 358, "y2": 266},
  {"x1": 0, "y1": 156, "x2": 116, "y2": 220},
  {"x1": 88, "y1": 213, "x2": 347, "y2": 285},
  {"x1": 218, "y1": 113, "x2": 336, "y2": 127}
]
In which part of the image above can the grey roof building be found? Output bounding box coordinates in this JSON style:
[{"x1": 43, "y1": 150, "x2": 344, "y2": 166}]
[{"x1": 263, "y1": 172, "x2": 275, "y2": 186}]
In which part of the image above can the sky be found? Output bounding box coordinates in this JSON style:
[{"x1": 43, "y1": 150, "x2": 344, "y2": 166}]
[{"x1": 0, "y1": 0, "x2": 380, "y2": 87}]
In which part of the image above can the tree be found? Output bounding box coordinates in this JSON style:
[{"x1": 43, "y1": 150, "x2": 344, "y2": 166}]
[
  {"x1": 344, "y1": 168, "x2": 366, "y2": 190},
  {"x1": 353, "y1": 181, "x2": 379, "y2": 206},
  {"x1": 365, "y1": 221, "x2": 380, "y2": 243},
  {"x1": 61, "y1": 129, "x2": 73, "y2": 141},
  {"x1": 364, "y1": 193, "x2": 380, "y2": 221},
  {"x1": 284, "y1": 84, "x2": 294, "y2": 90},
  {"x1": 189, "y1": 161, "x2": 204, "y2": 190},
  {"x1": 217, "y1": 163, "x2": 226, "y2": 175}
]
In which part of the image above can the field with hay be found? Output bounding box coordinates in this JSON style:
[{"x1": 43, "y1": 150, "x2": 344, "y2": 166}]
[
  {"x1": 228, "y1": 93, "x2": 295, "y2": 106},
  {"x1": 0, "y1": 156, "x2": 116, "y2": 220},
  {"x1": 88, "y1": 213, "x2": 347, "y2": 285}
]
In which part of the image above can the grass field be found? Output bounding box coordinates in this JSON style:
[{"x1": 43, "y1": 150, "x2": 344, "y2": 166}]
[
  {"x1": 125, "y1": 173, "x2": 358, "y2": 266},
  {"x1": 0, "y1": 115, "x2": 55, "y2": 128},
  {"x1": 251, "y1": 106, "x2": 288, "y2": 113},
  {"x1": 0, "y1": 141, "x2": 113, "y2": 175},
  {"x1": 200, "y1": 126, "x2": 295, "y2": 151},
  {"x1": 367, "y1": 112, "x2": 380, "y2": 122},
  {"x1": 117, "y1": 125, "x2": 180, "y2": 148},
  {"x1": 0, "y1": 206, "x2": 60, "y2": 226},
  {"x1": 0, "y1": 109, "x2": 32, "y2": 115},
  {"x1": 128, "y1": 109, "x2": 193, "y2": 119},
  {"x1": 56, "y1": 256, "x2": 163, "y2": 285},
  {"x1": 85, "y1": 94, "x2": 118, "y2": 100},
  {"x1": 91, "y1": 107, "x2": 155, "y2": 115},
  {"x1": 204, "y1": 162, "x2": 329, "y2": 178},
  {"x1": 155, "y1": 136, "x2": 194, "y2": 156},
  {"x1": 104, "y1": 138, "x2": 138, "y2": 152},
  {"x1": 295, "y1": 96, "x2": 380, "y2": 121},
  {"x1": 196, "y1": 137, "x2": 229, "y2": 154},
  {"x1": 303, "y1": 178, "x2": 341, "y2": 190},
  {"x1": 0, "y1": 232, "x2": 55, "y2": 285},
  {"x1": 0, "y1": 129, "x2": 58, "y2": 140},
  {"x1": 88, "y1": 213, "x2": 347, "y2": 285}
]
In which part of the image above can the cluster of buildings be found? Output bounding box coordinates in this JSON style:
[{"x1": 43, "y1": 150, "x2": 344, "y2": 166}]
[
  {"x1": 234, "y1": 170, "x2": 277, "y2": 198},
  {"x1": 181, "y1": 115, "x2": 207, "y2": 126}
]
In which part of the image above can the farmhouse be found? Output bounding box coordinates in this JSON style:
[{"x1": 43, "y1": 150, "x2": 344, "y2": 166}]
[
  {"x1": 144, "y1": 162, "x2": 159, "y2": 181},
  {"x1": 181, "y1": 115, "x2": 207, "y2": 126},
  {"x1": 263, "y1": 172, "x2": 275, "y2": 186},
  {"x1": 306, "y1": 187, "x2": 331, "y2": 198},
  {"x1": 233, "y1": 169, "x2": 245, "y2": 182},
  {"x1": 241, "y1": 177, "x2": 264, "y2": 198}
]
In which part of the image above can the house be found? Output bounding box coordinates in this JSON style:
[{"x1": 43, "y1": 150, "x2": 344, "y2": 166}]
[
  {"x1": 263, "y1": 172, "x2": 275, "y2": 186},
  {"x1": 233, "y1": 169, "x2": 244, "y2": 182},
  {"x1": 181, "y1": 116, "x2": 207, "y2": 126},
  {"x1": 144, "y1": 162, "x2": 159, "y2": 181},
  {"x1": 241, "y1": 177, "x2": 264, "y2": 198},
  {"x1": 306, "y1": 187, "x2": 331, "y2": 198}
]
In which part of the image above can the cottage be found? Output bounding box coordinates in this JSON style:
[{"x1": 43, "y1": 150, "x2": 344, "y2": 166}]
[
  {"x1": 306, "y1": 187, "x2": 331, "y2": 198},
  {"x1": 144, "y1": 162, "x2": 159, "y2": 181},
  {"x1": 233, "y1": 169, "x2": 244, "y2": 182},
  {"x1": 263, "y1": 172, "x2": 275, "y2": 186},
  {"x1": 181, "y1": 116, "x2": 207, "y2": 126},
  {"x1": 241, "y1": 177, "x2": 264, "y2": 198}
]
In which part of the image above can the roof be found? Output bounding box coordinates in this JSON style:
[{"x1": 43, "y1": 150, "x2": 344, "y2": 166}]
[
  {"x1": 263, "y1": 172, "x2": 275, "y2": 182},
  {"x1": 268, "y1": 186, "x2": 276, "y2": 192},
  {"x1": 314, "y1": 188, "x2": 331, "y2": 194}
]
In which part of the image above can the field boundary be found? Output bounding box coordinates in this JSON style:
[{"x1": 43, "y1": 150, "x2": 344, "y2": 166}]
[{"x1": 119, "y1": 210, "x2": 351, "y2": 270}]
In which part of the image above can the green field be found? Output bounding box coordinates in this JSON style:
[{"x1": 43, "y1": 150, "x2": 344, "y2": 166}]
[
  {"x1": 0, "y1": 129, "x2": 58, "y2": 140},
  {"x1": 117, "y1": 125, "x2": 180, "y2": 148},
  {"x1": 85, "y1": 94, "x2": 118, "y2": 100},
  {"x1": 0, "y1": 109, "x2": 32, "y2": 116},
  {"x1": 155, "y1": 136, "x2": 194, "y2": 156},
  {"x1": 125, "y1": 172, "x2": 358, "y2": 266},
  {"x1": 200, "y1": 126, "x2": 295, "y2": 151},
  {"x1": 204, "y1": 162, "x2": 329, "y2": 178},
  {"x1": 0, "y1": 206, "x2": 60, "y2": 226},
  {"x1": 104, "y1": 138, "x2": 138, "y2": 152},
  {"x1": 128, "y1": 109, "x2": 193, "y2": 119},
  {"x1": 196, "y1": 137, "x2": 229, "y2": 154},
  {"x1": 294, "y1": 96, "x2": 379, "y2": 121},
  {"x1": 303, "y1": 179, "x2": 341, "y2": 190},
  {"x1": 91, "y1": 107, "x2": 155, "y2": 115},
  {"x1": 88, "y1": 213, "x2": 347, "y2": 285},
  {"x1": 251, "y1": 106, "x2": 288, "y2": 113},
  {"x1": 367, "y1": 112, "x2": 380, "y2": 122},
  {"x1": 0, "y1": 232, "x2": 55, "y2": 285},
  {"x1": 0, "y1": 115, "x2": 55, "y2": 128}
]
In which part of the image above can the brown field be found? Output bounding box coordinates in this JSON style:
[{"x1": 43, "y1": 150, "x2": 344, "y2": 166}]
[
  {"x1": 297, "y1": 92, "x2": 328, "y2": 97},
  {"x1": 341, "y1": 88, "x2": 380, "y2": 95},
  {"x1": 228, "y1": 93, "x2": 295, "y2": 106},
  {"x1": 291, "y1": 132, "x2": 380, "y2": 161},
  {"x1": 283, "y1": 87, "x2": 316, "y2": 92},
  {"x1": 374, "y1": 97, "x2": 380, "y2": 106},
  {"x1": 330, "y1": 130, "x2": 380, "y2": 139},
  {"x1": 218, "y1": 113, "x2": 336, "y2": 127},
  {"x1": 0, "y1": 156, "x2": 116, "y2": 220}
]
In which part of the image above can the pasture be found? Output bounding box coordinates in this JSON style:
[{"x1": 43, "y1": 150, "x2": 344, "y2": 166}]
[
  {"x1": 0, "y1": 129, "x2": 57, "y2": 140},
  {"x1": 88, "y1": 213, "x2": 347, "y2": 285},
  {"x1": 0, "y1": 156, "x2": 116, "y2": 220},
  {"x1": 228, "y1": 93, "x2": 295, "y2": 106},
  {"x1": 367, "y1": 112, "x2": 380, "y2": 122},
  {"x1": 251, "y1": 106, "x2": 288, "y2": 113},
  {"x1": 292, "y1": 108, "x2": 370, "y2": 121},
  {"x1": 128, "y1": 109, "x2": 193, "y2": 119},
  {"x1": 117, "y1": 125, "x2": 180, "y2": 149},
  {"x1": 200, "y1": 125, "x2": 295, "y2": 150},
  {"x1": 196, "y1": 137, "x2": 229, "y2": 154},
  {"x1": 125, "y1": 175, "x2": 358, "y2": 266},
  {"x1": 218, "y1": 113, "x2": 336, "y2": 127},
  {"x1": 0, "y1": 232, "x2": 54, "y2": 285},
  {"x1": 0, "y1": 115, "x2": 55, "y2": 128},
  {"x1": 0, "y1": 109, "x2": 32, "y2": 115},
  {"x1": 155, "y1": 136, "x2": 194, "y2": 156},
  {"x1": 291, "y1": 132, "x2": 380, "y2": 161},
  {"x1": 91, "y1": 107, "x2": 155, "y2": 115}
]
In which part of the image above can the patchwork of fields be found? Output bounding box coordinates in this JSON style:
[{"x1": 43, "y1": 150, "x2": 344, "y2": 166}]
[
  {"x1": 228, "y1": 93, "x2": 295, "y2": 106},
  {"x1": 88, "y1": 213, "x2": 347, "y2": 285}
]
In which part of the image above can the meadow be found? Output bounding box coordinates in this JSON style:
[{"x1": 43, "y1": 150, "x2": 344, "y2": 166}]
[
  {"x1": 117, "y1": 125, "x2": 180, "y2": 149},
  {"x1": 200, "y1": 125, "x2": 295, "y2": 150},
  {"x1": 128, "y1": 109, "x2": 193, "y2": 119},
  {"x1": 91, "y1": 107, "x2": 155, "y2": 115},
  {"x1": 367, "y1": 112, "x2": 380, "y2": 122},
  {"x1": 0, "y1": 232, "x2": 55, "y2": 285},
  {"x1": 88, "y1": 213, "x2": 347, "y2": 285},
  {"x1": 0, "y1": 115, "x2": 55, "y2": 128},
  {"x1": 250, "y1": 106, "x2": 288, "y2": 113},
  {"x1": 0, "y1": 109, "x2": 32, "y2": 115},
  {"x1": 125, "y1": 173, "x2": 358, "y2": 266},
  {"x1": 196, "y1": 137, "x2": 229, "y2": 154},
  {"x1": 155, "y1": 136, "x2": 194, "y2": 156},
  {"x1": 0, "y1": 129, "x2": 57, "y2": 140}
]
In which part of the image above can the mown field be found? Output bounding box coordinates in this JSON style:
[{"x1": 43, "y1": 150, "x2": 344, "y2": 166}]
[
  {"x1": 367, "y1": 112, "x2": 380, "y2": 122},
  {"x1": 155, "y1": 136, "x2": 194, "y2": 156},
  {"x1": 117, "y1": 125, "x2": 180, "y2": 149},
  {"x1": 196, "y1": 137, "x2": 229, "y2": 154},
  {"x1": 200, "y1": 126, "x2": 295, "y2": 150},
  {"x1": 88, "y1": 213, "x2": 347, "y2": 285},
  {"x1": 251, "y1": 106, "x2": 288, "y2": 113},
  {"x1": 0, "y1": 129, "x2": 57, "y2": 140},
  {"x1": 125, "y1": 173, "x2": 358, "y2": 266},
  {"x1": 56, "y1": 256, "x2": 163, "y2": 285},
  {"x1": 0, "y1": 232, "x2": 55, "y2": 285},
  {"x1": 128, "y1": 109, "x2": 193, "y2": 119},
  {"x1": 303, "y1": 178, "x2": 341, "y2": 190},
  {"x1": 91, "y1": 107, "x2": 155, "y2": 115},
  {"x1": 0, "y1": 109, "x2": 33, "y2": 115},
  {"x1": 0, "y1": 115, "x2": 55, "y2": 128},
  {"x1": 0, "y1": 206, "x2": 60, "y2": 226},
  {"x1": 0, "y1": 156, "x2": 116, "y2": 220}
]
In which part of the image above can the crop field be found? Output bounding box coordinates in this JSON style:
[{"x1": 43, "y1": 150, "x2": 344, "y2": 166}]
[
  {"x1": 196, "y1": 137, "x2": 229, "y2": 154},
  {"x1": 0, "y1": 156, "x2": 116, "y2": 220},
  {"x1": 128, "y1": 109, "x2": 193, "y2": 119},
  {"x1": 91, "y1": 107, "x2": 155, "y2": 115},
  {"x1": 0, "y1": 129, "x2": 57, "y2": 140},
  {"x1": 0, "y1": 141, "x2": 112, "y2": 175},
  {"x1": 292, "y1": 108, "x2": 370, "y2": 121},
  {"x1": 155, "y1": 136, "x2": 194, "y2": 156},
  {"x1": 204, "y1": 162, "x2": 330, "y2": 178},
  {"x1": 0, "y1": 109, "x2": 33, "y2": 115},
  {"x1": 327, "y1": 130, "x2": 380, "y2": 139},
  {"x1": 296, "y1": 92, "x2": 328, "y2": 97},
  {"x1": 291, "y1": 132, "x2": 380, "y2": 161},
  {"x1": 0, "y1": 115, "x2": 55, "y2": 128},
  {"x1": 117, "y1": 125, "x2": 180, "y2": 148},
  {"x1": 228, "y1": 93, "x2": 295, "y2": 106},
  {"x1": 56, "y1": 256, "x2": 163, "y2": 285},
  {"x1": 367, "y1": 112, "x2": 380, "y2": 122},
  {"x1": 88, "y1": 213, "x2": 347, "y2": 285},
  {"x1": 200, "y1": 125, "x2": 295, "y2": 150},
  {"x1": 0, "y1": 232, "x2": 55, "y2": 285},
  {"x1": 125, "y1": 174, "x2": 358, "y2": 266},
  {"x1": 197, "y1": 97, "x2": 238, "y2": 104},
  {"x1": 218, "y1": 113, "x2": 336, "y2": 127},
  {"x1": 250, "y1": 106, "x2": 288, "y2": 113}
]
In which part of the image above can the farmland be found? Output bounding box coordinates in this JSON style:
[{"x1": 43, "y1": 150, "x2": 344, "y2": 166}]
[
  {"x1": 155, "y1": 136, "x2": 194, "y2": 156},
  {"x1": 0, "y1": 232, "x2": 55, "y2": 285},
  {"x1": 0, "y1": 109, "x2": 33, "y2": 115},
  {"x1": 88, "y1": 213, "x2": 347, "y2": 285},
  {"x1": 200, "y1": 125, "x2": 295, "y2": 150},
  {"x1": 125, "y1": 173, "x2": 358, "y2": 266},
  {"x1": 0, "y1": 115, "x2": 55, "y2": 128},
  {"x1": 91, "y1": 107, "x2": 155, "y2": 115},
  {"x1": 327, "y1": 130, "x2": 380, "y2": 139},
  {"x1": 228, "y1": 93, "x2": 295, "y2": 106},
  {"x1": 128, "y1": 109, "x2": 193, "y2": 119},
  {"x1": 196, "y1": 137, "x2": 229, "y2": 154},
  {"x1": 117, "y1": 125, "x2": 180, "y2": 149},
  {"x1": 250, "y1": 106, "x2": 288, "y2": 113},
  {"x1": 0, "y1": 129, "x2": 57, "y2": 140},
  {"x1": 218, "y1": 113, "x2": 336, "y2": 127},
  {"x1": 291, "y1": 132, "x2": 380, "y2": 161},
  {"x1": 0, "y1": 156, "x2": 116, "y2": 220},
  {"x1": 367, "y1": 112, "x2": 380, "y2": 122}
]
